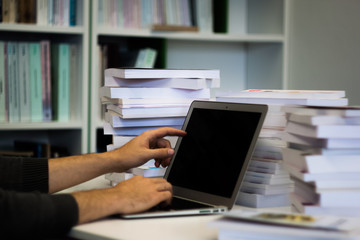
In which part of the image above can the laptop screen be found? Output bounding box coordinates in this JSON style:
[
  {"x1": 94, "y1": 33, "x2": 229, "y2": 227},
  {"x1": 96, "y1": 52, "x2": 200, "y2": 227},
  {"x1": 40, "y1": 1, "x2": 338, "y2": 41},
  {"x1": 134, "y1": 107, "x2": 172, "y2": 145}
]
[{"x1": 167, "y1": 106, "x2": 263, "y2": 198}]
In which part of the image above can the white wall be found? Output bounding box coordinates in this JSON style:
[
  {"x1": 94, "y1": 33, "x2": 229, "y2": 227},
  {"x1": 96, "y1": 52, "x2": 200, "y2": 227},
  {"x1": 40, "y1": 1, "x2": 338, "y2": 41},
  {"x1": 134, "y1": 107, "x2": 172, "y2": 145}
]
[{"x1": 288, "y1": 0, "x2": 360, "y2": 104}]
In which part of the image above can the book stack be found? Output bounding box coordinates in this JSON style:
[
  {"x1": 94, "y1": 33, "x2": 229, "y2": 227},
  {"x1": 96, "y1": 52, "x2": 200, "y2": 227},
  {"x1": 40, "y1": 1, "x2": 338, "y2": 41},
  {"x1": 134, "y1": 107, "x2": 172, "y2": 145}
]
[
  {"x1": 101, "y1": 67, "x2": 220, "y2": 185},
  {"x1": 216, "y1": 89, "x2": 349, "y2": 208},
  {"x1": 281, "y1": 105, "x2": 360, "y2": 217}
]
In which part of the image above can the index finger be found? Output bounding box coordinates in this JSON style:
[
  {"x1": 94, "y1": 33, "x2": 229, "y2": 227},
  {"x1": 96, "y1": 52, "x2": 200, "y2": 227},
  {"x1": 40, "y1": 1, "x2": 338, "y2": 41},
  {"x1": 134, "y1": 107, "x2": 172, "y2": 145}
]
[{"x1": 147, "y1": 127, "x2": 187, "y2": 139}]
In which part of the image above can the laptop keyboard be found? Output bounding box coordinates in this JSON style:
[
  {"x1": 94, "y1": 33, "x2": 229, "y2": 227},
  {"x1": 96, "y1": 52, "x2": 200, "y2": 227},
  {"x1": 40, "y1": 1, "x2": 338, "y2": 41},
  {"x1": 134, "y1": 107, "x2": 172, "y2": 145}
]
[{"x1": 151, "y1": 197, "x2": 212, "y2": 211}]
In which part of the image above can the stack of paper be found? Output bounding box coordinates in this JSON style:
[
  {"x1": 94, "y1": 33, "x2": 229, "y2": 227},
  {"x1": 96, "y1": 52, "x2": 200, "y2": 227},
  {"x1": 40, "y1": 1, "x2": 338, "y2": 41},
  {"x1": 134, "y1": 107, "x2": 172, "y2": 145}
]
[
  {"x1": 216, "y1": 89, "x2": 348, "y2": 208},
  {"x1": 281, "y1": 104, "x2": 360, "y2": 217},
  {"x1": 101, "y1": 68, "x2": 220, "y2": 185},
  {"x1": 209, "y1": 209, "x2": 360, "y2": 240}
]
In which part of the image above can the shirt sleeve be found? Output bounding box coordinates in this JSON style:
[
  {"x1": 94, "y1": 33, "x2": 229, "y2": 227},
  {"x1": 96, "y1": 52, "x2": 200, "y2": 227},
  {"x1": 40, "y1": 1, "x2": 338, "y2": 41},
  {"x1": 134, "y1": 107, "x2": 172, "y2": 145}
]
[
  {"x1": 0, "y1": 156, "x2": 49, "y2": 192},
  {"x1": 0, "y1": 189, "x2": 79, "y2": 238},
  {"x1": 0, "y1": 156, "x2": 79, "y2": 238}
]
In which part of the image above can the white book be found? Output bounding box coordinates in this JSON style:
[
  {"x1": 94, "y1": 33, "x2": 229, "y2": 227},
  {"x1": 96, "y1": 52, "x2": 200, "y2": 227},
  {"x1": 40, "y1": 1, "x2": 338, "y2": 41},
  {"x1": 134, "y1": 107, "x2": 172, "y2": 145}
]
[
  {"x1": 241, "y1": 181, "x2": 294, "y2": 191},
  {"x1": 216, "y1": 96, "x2": 348, "y2": 107},
  {"x1": 244, "y1": 174, "x2": 292, "y2": 185},
  {"x1": 287, "y1": 112, "x2": 360, "y2": 125},
  {"x1": 104, "y1": 75, "x2": 220, "y2": 89},
  {"x1": 100, "y1": 96, "x2": 208, "y2": 106},
  {"x1": 291, "y1": 192, "x2": 360, "y2": 217},
  {"x1": 317, "y1": 190, "x2": 360, "y2": 208},
  {"x1": 105, "y1": 110, "x2": 185, "y2": 127},
  {"x1": 105, "y1": 172, "x2": 133, "y2": 185},
  {"x1": 241, "y1": 183, "x2": 293, "y2": 195},
  {"x1": 263, "y1": 113, "x2": 287, "y2": 128},
  {"x1": 282, "y1": 105, "x2": 360, "y2": 117},
  {"x1": 281, "y1": 132, "x2": 360, "y2": 149},
  {"x1": 236, "y1": 191, "x2": 290, "y2": 208},
  {"x1": 106, "y1": 104, "x2": 189, "y2": 119},
  {"x1": 112, "y1": 135, "x2": 178, "y2": 148},
  {"x1": 285, "y1": 163, "x2": 360, "y2": 183},
  {"x1": 219, "y1": 89, "x2": 346, "y2": 99},
  {"x1": 130, "y1": 166, "x2": 166, "y2": 177},
  {"x1": 249, "y1": 158, "x2": 283, "y2": 171},
  {"x1": 286, "y1": 121, "x2": 360, "y2": 139},
  {"x1": 283, "y1": 147, "x2": 360, "y2": 173},
  {"x1": 105, "y1": 68, "x2": 220, "y2": 79},
  {"x1": 103, "y1": 123, "x2": 182, "y2": 136},
  {"x1": 100, "y1": 86, "x2": 210, "y2": 99}
]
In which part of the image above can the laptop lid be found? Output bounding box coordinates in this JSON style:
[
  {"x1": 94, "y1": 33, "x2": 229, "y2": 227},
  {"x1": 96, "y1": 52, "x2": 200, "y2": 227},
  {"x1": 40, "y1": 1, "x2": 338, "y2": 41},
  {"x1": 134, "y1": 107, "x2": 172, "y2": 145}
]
[{"x1": 164, "y1": 100, "x2": 268, "y2": 209}]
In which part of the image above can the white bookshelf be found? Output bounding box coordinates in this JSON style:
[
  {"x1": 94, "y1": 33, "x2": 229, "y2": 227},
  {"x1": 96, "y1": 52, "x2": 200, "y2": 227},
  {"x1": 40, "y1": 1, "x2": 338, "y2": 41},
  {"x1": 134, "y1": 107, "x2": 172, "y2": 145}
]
[
  {"x1": 0, "y1": 0, "x2": 89, "y2": 155},
  {"x1": 89, "y1": 0, "x2": 289, "y2": 153}
]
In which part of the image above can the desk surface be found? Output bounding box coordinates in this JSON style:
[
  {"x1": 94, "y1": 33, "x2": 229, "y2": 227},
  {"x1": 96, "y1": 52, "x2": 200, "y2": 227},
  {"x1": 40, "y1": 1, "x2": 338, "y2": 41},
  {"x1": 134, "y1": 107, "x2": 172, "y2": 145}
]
[{"x1": 64, "y1": 176, "x2": 290, "y2": 240}]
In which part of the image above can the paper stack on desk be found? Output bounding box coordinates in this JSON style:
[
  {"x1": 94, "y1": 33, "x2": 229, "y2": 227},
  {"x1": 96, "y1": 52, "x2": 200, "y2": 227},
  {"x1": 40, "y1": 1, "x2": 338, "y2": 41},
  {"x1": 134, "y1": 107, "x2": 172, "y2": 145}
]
[
  {"x1": 281, "y1": 104, "x2": 360, "y2": 217},
  {"x1": 101, "y1": 68, "x2": 220, "y2": 185},
  {"x1": 216, "y1": 89, "x2": 348, "y2": 208},
  {"x1": 209, "y1": 209, "x2": 360, "y2": 240}
]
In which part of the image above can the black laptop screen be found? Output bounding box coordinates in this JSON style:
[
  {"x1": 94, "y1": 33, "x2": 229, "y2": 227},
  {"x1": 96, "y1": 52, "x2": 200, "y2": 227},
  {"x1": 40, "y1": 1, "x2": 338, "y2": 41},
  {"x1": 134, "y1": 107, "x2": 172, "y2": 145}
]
[{"x1": 167, "y1": 107, "x2": 261, "y2": 198}]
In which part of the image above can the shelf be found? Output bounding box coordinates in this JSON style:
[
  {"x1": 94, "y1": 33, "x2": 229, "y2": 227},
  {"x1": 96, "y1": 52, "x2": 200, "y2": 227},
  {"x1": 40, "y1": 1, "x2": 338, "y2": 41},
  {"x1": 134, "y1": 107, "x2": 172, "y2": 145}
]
[
  {"x1": 0, "y1": 122, "x2": 84, "y2": 130},
  {"x1": 95, "y1": 28, "x2": 285, "y2": 43},
  {"x1": 0, "y1": 23, "x2": 86, "y2": 34}
]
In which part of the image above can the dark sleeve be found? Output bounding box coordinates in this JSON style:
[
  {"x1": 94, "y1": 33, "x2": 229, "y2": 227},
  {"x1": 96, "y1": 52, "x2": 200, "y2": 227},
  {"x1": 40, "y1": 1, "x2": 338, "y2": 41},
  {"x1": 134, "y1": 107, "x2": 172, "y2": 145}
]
[
  {"x1": 0, "y1": 156, "x2": 49, "y2": 192},
  {"x1": 0, "y1": 189, "x2": 79, "y2": 239}
]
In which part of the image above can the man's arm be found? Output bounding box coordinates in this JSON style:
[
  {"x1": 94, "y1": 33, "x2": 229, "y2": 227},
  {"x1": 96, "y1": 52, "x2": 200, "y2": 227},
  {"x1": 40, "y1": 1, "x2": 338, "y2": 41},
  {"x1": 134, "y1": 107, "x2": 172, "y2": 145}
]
[{"x1": 48, "y1": 127, "x2": 186, "y2": 193}]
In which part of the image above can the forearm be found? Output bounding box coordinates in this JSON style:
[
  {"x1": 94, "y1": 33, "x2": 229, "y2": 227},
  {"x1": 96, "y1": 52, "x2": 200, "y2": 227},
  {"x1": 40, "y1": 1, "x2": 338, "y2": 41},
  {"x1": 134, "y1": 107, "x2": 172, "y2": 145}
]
[{"x1": 48, "y1": 152, "x2": 118, "y2": 193}]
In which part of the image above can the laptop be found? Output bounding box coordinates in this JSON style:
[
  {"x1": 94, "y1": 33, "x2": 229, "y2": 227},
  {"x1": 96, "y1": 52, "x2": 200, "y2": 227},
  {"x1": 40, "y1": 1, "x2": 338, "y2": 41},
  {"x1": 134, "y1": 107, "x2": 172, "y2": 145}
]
[{"x1": 121, "y1": 100, "x2": 268, "y2": 219}]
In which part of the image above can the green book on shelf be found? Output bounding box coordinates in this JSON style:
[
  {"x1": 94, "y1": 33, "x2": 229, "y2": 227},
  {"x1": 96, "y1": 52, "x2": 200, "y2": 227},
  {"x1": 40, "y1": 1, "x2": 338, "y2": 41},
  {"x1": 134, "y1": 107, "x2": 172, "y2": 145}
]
[
  {"x1": 0, "y1": 41, "x2": 6, "y2": 122},
  {"x1": 52, "y1": 43, "x2": 70, "y2": 121},
  {"x1": 18, "y1": 42, "x2": 31, "y2": 122},
  {"x1": 29, "y1": 42, "x2": 43, "y2": 122},
  {"x1": 7, "y1": 42, "x2": 20, "y2": 122}
]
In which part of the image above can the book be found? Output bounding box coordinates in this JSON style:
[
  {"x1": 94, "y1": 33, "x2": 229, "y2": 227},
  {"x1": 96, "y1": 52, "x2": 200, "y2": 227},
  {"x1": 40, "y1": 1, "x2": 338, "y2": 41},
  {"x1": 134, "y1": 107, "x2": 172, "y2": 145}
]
[
  {"x1": 236, "y1": 191, "x2": 290, "y2": 208},
  {"x1": 291, "y1": 192, "x2": 360, "y2": 217},
  {"x1": 100, "y1": 86, "x2": 211, "y2": 99},
  {"x1": 100, "y1": 96, "x2": 206, "y2": 106},
  {"x1": 7, "y1": 42, "x2": 20, "y2": 122},
  {"x1": 105, "y1": 110, "x2": 185, "y2": 127},
  {"x1": 286, "y1": 121, "x2": 360, "y2": 139},
  {"x1": 216, "y1": 96, "x2": 349, "y2": 107},
  {"x1": 244, "y1": 172, "x2": 292, "y2": 185},
  {"x1": 29, "y1": 42, "x2": 43, "y2": 122},
  {"x1": 0, "y1": 41, "x2": 6, "y2": 122},
  {"x1": 221, "y1": 89, "x2": 346, "y2": 99},
  {"x1": 105, "y1": 172, "x2": 134, "y2": 186},
  {"x1": 130, "y1": 165, "x2": 166, "y2": 177},
  {"x1": 281, "y1": 132, "x2": 360, "y2": 149},
  {"x1": 241, "y1": 183, "x2": 293, "y2": 195},
  {"x1": 41, "y1": 40, "x2": 52, "y2": 121},
  {"x1": 104, "y1": 75, "x2": 220, "y2": 89},
  {"x1": 112, "y1": 135, "x2": 178, "y2": 148},
  {"x1": 103, "y1": 123, "x2": 182, "y2": 136},
  {"x1": 105, "y1": 68, "x2": 220, "y2": 79},
  {"x1": 284, "y1": 163, "x2": 360, "y2": 183},
  {"x1": 282, "y1": 105, "x2": 360, "y2": 117},
  {"x1": 134, "y1": 48, "x2": 157, "y2": 68},
  {"x1": 106, "y1": 104, "x2": 189, "y2": 119},
  {"x1": 283, "y1": 152, "x2": 360, "y2": 174},
  {"x1": 18, "y1": 42, "x2": 31, "y2": 122},
  {"x1": 212, "y1": 209, "x2": 360, "y2": 234},
  {"x1": 286, "y1": 112, "x2": 360, "y2": 125},
  {"x1": 52, "y1": 43, "x2": 70, "y2": 121}
]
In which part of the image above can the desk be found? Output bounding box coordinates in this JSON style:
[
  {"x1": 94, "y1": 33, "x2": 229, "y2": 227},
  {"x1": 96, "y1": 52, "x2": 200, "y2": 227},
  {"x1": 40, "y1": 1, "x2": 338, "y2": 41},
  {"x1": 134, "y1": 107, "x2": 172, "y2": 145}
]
[{"x1": 64, "y1": 177, "x2": 290, "y2": 240}]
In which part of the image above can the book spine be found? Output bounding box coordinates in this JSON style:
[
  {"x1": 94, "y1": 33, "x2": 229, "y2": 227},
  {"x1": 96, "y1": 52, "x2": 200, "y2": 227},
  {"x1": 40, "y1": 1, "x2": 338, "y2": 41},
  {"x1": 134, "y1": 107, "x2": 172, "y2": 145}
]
[
  {"x1": 0, "y1": 41, "x2": 6, "y2": 122},
  {"x1": 69, "y1": 44, "x2": 78, "y2": 120},
  {"x1": 29, "y1": 42, "x2": 43, "y2": 122},
  {"x1": 7, "y1": 42, "x2": 20, "y2": 122},
  {"x1": 69, "y1": 0, "x2": 76, "y2": 26},
  {"x1": 18, "y1": 42, "x2": 31, "y2": 122},
  {"x1": 48, "y1": 0, "x2": 54, "y2": 25},
  {"x1": 41, "y1": 40, "x2": 52, "y2": 121},
  {"x1": 58, "y1": 43, "x2": 70, "y2": 121}
]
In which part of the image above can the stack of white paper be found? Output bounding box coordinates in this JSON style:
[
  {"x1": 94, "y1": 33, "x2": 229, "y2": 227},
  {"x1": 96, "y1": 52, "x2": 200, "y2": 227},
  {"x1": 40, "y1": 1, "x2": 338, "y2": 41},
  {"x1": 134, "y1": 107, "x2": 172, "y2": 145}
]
[
  {"x1": 216, "y1": 89, "x2": 348, "y2": 208},
  {"x1": 209, "y1": 209, "x2": 360, "y2": 240},
  {"x1": 102, "y1": 68, "x2": 220, "y2": 185},
  {"x1": 281, "y1": 104, "x2": 360, "y2": 217}
]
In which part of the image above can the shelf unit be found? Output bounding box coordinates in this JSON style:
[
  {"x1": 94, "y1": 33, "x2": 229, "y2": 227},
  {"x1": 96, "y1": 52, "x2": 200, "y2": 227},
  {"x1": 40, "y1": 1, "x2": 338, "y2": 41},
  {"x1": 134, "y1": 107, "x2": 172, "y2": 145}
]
[
  {"x1": 89, "y1": 0, "x2": 289, "y2": 153},
  {"x1": 0, "y1": 0, "x2": 90, "y2": 155}
]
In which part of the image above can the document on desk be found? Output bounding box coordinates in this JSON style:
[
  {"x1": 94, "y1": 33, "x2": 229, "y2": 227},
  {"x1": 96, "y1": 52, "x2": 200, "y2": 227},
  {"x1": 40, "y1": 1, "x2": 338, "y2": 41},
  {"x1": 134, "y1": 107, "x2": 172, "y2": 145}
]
[{"x1": 223, "y1": 209, "x2": 360, "y2": 232}]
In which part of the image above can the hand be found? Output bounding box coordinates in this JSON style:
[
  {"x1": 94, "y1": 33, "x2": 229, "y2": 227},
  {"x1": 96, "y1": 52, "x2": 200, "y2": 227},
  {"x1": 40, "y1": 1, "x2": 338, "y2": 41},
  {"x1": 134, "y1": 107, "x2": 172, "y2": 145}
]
[
  {"x1": 106, "y1": 127, "x2": 186, "y2": 172},
  {"x1": 72, "y1": 176, "x2": 173, "y2": 223}
]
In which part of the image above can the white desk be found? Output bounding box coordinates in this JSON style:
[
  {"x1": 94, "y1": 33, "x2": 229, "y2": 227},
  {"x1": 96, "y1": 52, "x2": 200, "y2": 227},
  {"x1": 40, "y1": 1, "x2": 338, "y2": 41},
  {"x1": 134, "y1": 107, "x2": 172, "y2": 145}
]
[{"x1": 64, "y1": 177, "x2": 290, "y2": 240}]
